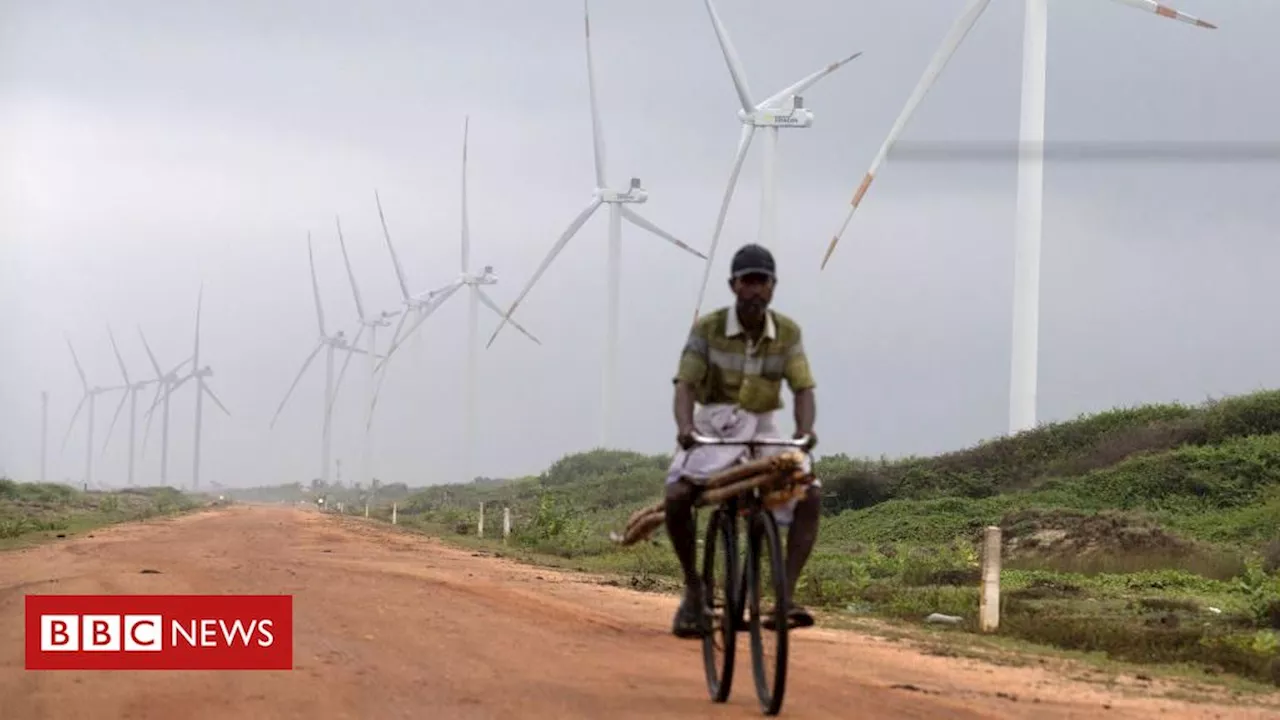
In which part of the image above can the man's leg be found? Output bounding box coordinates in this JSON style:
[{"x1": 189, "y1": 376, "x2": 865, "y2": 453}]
[
  {"x1": 665, "y1": 479, "x2": 709, "y2": 638},
  {"x1": 785, "y1": 485, "x2": 822, "y2": 601}
]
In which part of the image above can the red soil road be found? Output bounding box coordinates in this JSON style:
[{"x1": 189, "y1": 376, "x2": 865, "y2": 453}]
[{"x1": 0, "y1": 505, "x2": 1276, "y2": 720}]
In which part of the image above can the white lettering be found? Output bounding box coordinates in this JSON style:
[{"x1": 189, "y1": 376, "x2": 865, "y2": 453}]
[
  {"x1": 169, "y1": 617, "x2": 277, "y2": 648},
  {"x1": 220, "y1": 619, "x2": 254, "y2": 646},
  {"x1": 172, "y1": 620, "x2": 198, "y2": 647},
  {"x1": 200, "y1": 619, "x2": 218, "y2": 647},
  {"x1": 256, "y1": 619, "x2": 274, "y2": 647}
]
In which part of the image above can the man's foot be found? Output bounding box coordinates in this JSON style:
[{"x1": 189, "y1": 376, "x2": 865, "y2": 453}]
[
  {"x1": 761, "y1": 604, "x2": 814, "y2": 631},
  {"x1": 672, "y1": 587, "x2": 712, "y2": 639}
]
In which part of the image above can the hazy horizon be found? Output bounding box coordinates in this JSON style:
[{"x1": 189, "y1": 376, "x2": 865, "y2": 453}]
[{"x1": 3, "y1": 0, "x2": 1277, "y2": 491}]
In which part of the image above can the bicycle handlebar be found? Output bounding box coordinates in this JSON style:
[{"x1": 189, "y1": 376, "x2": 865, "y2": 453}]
[{"x1": 686, "y1": 432, "x2": 813, "y2": 449}]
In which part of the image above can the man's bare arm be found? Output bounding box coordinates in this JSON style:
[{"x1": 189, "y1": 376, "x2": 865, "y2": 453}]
[
  {"x1": 793, "y1": 387, "x2": 816, "y2": 437},
  {"x1": 674, "y1": 380, "x2": 697, "y2": 435}
]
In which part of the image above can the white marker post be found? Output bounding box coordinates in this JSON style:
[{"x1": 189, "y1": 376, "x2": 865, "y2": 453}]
[
  {"x1": 392, "y1": 502, "x2": 398, "y2": 525},
  {"x1": 979, "y1": 525, "x2": 1002, "y2": 632},
  {"x1": 503, "y1": 506, "x2": 511, "y2": 543},
  {"x1": 478, "y1": 502, "x2": 485, "y2": 539},
  {"x1": 364, "y1": 503, "x2": 369, "y2": 518}
]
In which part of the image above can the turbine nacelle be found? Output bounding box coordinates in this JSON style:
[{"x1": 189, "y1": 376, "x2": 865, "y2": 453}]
[
  {"x1": 741, "y1": 102, "x2": 814, "y2": 129},
  {"x1": 465, "y1": 265, "x2": 498, "y2": 285},
  {"x1": 598, "y1": 178, "x2": 648, "y2": 204}
]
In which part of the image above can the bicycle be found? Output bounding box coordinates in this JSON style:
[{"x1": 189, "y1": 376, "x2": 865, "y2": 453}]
[{"x1": 683, "y1": 432, "x2": 815, "y2": 717}]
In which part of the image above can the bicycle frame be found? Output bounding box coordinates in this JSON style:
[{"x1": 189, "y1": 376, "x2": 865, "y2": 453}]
[{"x1": 687, "y1": 431, "x2": 811, "y2": 716}]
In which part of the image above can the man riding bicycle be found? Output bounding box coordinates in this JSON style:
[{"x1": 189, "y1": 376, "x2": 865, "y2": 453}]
[{"x1": 665, "y1": 243, "x2": 821, "y2": 639}]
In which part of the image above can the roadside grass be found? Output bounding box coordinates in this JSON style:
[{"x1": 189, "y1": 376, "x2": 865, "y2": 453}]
[
  {"x1": 290, "y1": 389, "x2": 1280, "y2": 690},
  {"x1": 0, "y1": 478, "x2": 208, "y2": 550}
]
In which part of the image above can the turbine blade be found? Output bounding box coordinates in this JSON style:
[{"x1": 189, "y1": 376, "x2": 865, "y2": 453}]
[
  {"x1": 476, "y1": 288, "x2": 541, "y2": 345},
  {"x1": 138, "y1": 327, "x2": 164, "y2": 378},
  {"x1": 336, "y1": 215, "x2": 367, "y2": 321},
  {"x1": 1107, "y1": 0, "x2": 1217, "y2": 28},
  {"x1": 702, "y1": 0, "x2": 756, "y2": 113},
  {"x1": 375, "y1": 309, "x2": 414, "y2": 375},
  {"x1": 307, "y1": 233, "x2": 327, "y2": 336},
  {"x1": 65, "y1": 335, "x2": 89, "y2": 391},
  {"x1": 461, "y1": 116, "x2": 472, "y2": 273},
  {"x1": 108, "y1": 326, "x2": 131, "y2": 385},
  {"x1": 141, "y1": 381, "x2": 164, "y2": 452},
  {"x1": 584, "y1": 0, "x2": 608, "y2": 186},
  {"x1": 382, "y1": 283, "x2": 464, "y2": 361},
  {"x1": 201, "y1": 381, "x2": 231, "y2": 417},
  {"x1": 619, "y1": 206, "x2": 705, "y2": 259},
  {"x1": 269, "y1": 342, "x2": 324, "y2": 429},
  {"x1": 486, "y1": 197, "x2": 602, "y2": 349},
  {"x1": 193, "y1": 282, "x2": 203, "y2": 365},
  {"x1": 375, "y1": 189, "x2": 413, "y2": 301},
  {"x1": 758, "y1": 51, "x2": 863, "y2": 110},
  {"x1": 62, "y1": 395, "x2": 88, "y2": 451},
  {"x1": 329, "y1": 325, "x2": 366, "y2": 415},
  {"x1": 692, "y1": 123, "x2": 756, "y2": 321},
  {"x1": 101, "y1": 389, "x2": 129, "y2": 455},
  {"x1": 821, "y1": 0, "x2": 993, "y2": 271}
]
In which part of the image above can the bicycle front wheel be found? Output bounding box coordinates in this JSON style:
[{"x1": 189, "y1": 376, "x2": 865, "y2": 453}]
[
  {"x1": 701, "y1": 507, "x2": 738, "y2": 702},
  {"x1": 746, "y1": 509, "x2": 789, "y2": 716}
]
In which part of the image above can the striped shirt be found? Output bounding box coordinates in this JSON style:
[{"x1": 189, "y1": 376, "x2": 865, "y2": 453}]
[{"x1": 674, "y1": 307, "x2": 816, "y2": 414}]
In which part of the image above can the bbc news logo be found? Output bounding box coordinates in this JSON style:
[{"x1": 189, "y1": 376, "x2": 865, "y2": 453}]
[{"x1": 25, "y1": 594, "x2": 293, "y2": 670}]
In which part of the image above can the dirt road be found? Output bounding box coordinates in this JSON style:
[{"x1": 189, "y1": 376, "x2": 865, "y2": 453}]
[{"x1": 0, "y1": 505, "x2": 1275, "y2": 719}]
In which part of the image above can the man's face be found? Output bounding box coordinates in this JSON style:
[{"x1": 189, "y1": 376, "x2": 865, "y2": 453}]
[{"x1": 730, "y1": 272, "x2": 775, "y2": 320}]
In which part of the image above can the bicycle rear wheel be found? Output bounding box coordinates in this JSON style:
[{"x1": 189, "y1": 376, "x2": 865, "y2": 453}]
[
  {"x1": 701, "y1": 507, "x2": 739, "y2": 702},
  {"x1": 746, "y1": 509, "x2": 789, "y2": 716}
]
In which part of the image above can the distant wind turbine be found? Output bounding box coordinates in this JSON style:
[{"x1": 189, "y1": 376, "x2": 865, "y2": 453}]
[
  {"x1": 818, "y1": 0, "x2": 1215, "y2": 435},
  {"x1": 62, "y1": 335, "x2": 124, "y2": 489},
  {"x1": 487, "y1": 0, "x2": 705, "y2": 448},
  {"x1": 690, "y1": 0, "x2": 862, "y2": 320},
  {"x1": 371, "y1": 115, "x2": 542, "y2": 485},
  {"x1": 100, "y1": 325, "x2": 158, "y2": 487},
  {"x1": 271, "y1": 235, "x2": 376, "y2": 487}
]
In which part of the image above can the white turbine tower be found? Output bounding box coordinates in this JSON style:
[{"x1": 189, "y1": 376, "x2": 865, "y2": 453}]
[
  {"x1": 184, "y1": 286, "x2": 231, "y2": 491},
  {"x1": 370, "y1": 115, "x2": 542, "y2": 485},
  {"x1": 331, "y1": 214, "x2": 400, "y2": 490},
  {"x1": 270, "y1": 235, "x2": 374, "y2": 487},
  {"x1": 99, "y1": 326, "x2": 157, "y2": 487},
  {"x1": 139, "y1": 328, "x2": 192, "y2": 487},
  {"x1": 62, "y1": 335, "x2": 123, "y2": 489},
  {"x1": 690, "y1": 0, "x2": 862, "y2": 320},
  {"x1": 487, "y1": 0, "x2": 706, "y2": 448},
  {"x1": 818, "y1": 0, "x2": 1215, "y2": 435}
]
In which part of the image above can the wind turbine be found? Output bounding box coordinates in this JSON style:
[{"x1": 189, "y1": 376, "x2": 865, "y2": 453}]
[
  {"x1": 690, "y1": 0, "x2": 862, "y2": 320},
  {"x1": 370, "y1": 115, "x2": 542, "y2": 485},
  {"x1": 184, "y1": 286, "x2": 231, "y2": 491},
  {"x1": 362, "y1": 191, "x2": 462, "y2": 434},
  {"x1": 62, "y1": 335, "x2": 123, "y2": 489},
  {"x1": 817, "y1": 0, "x2": 1215, "y2": 435},
  {"x1": 270, "y1": 235, "x2": 375, "y2": 487},
  {"x1": 99, "y1": 325, "x2": 157, "y2": 487},
  {"x1": 486, "y1": 0, "x2": 706, "y2": 448},
  {"x1": 331, "y1": 214, "x2": 400, "y2": 490},
  {"x1": 139, "y1": 328, "x2": 192, "y2": 487}
]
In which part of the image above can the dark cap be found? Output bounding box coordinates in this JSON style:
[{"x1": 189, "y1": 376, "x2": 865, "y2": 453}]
[{"x1": 730, "y1": 243, "x2": 776, "y2": 280}]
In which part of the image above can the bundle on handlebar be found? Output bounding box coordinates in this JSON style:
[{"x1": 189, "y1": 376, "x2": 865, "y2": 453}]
[{"x1": 610, "y1": 439, "x2": 814, "y2": 547}]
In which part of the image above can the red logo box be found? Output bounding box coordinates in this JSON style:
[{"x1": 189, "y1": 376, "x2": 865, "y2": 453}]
[{"x1": 25, "y1": 594, "x2": 293, "y2": 670}]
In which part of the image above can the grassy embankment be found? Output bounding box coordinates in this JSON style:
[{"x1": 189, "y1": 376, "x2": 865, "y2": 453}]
[
  {"x1": 335, "y1": 390, "x2": 1280, "y2": 688},
  {"x1": 0, "y1": 479, "x2": 208, "y2": 549}
]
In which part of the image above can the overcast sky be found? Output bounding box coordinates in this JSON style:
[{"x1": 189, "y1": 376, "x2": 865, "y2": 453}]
[{"x1": 2, "y1": 0, "x2": 1277, "y2": 491}]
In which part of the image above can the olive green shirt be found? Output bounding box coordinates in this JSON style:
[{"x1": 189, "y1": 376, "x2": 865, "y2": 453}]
[{"x1": 673, "y1": 307, "x2": 816, "y2": 414}]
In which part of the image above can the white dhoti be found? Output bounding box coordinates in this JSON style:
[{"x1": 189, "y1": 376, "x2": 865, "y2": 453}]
[{"x1": 665, "y1": 403, "x2": 819, "y2": 526}]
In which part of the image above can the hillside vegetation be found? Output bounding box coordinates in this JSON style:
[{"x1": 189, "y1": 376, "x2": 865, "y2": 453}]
[
  {"x1": 375, "y1": 389, "x2": 1280, "y2": 687},
  {"x1": 0, "y1": 479, "x2": 206, "y2": 547}
]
